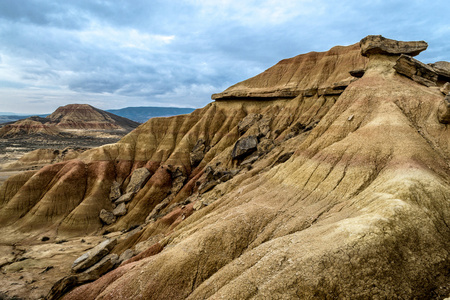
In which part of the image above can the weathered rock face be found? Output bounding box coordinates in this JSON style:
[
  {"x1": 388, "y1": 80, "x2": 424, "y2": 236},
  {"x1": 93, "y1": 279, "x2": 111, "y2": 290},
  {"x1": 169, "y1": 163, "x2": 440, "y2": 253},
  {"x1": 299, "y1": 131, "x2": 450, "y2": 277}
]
[
  {"x1": 238, "y1": 113, "x2": 262, "y2": 134},
  {"x1": 125, "y1": 168, "x2": 151, "y2": 194},
  {"x1": 231, "y1": 136, "x2": 258, "y2": 159},
  {"x1": 114, "y1": 192, "x2": 134, "y2": 204},
  {"x1": 109, "y1": 181, "x2": 122, "y2": 201},
  {"x1": 442, "y1": 82, "x2": 450, "y2": 95},
  {"x1": 71, "y1": 239, "x2": 117, "y2": 273},
  {"x1": 394, "y1": 54, "x2": 438, "y2": 86},
  {"x1": 360, "y1": 35, "x2": 428, "y2": 57},
  {"x1": 112, "y1": 203, "x2": 127, "y2": 217},
  {"x1": 438, "y1": 94, "x2": 450, "y2": 123},
  {"x1": 99, "y1": 209, "x2": 116, "y2": 225},
  {"x1": 189, "y1": 139, "x2": 206, "y2": 167},
  {"x1": 430, "y1": 61, "x2": 450, "y2": 81},
  {"x1": 2, "y1": 36, "x2": 450, "y2": 300}
]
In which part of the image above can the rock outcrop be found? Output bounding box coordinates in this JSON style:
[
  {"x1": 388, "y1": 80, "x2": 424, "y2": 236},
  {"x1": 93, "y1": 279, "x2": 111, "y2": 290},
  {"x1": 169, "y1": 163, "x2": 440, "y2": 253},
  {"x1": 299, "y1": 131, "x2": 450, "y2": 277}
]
[
  {"x1": 438, "y1": 94, "x2": 450, "y2": 123},
  {"x1": 360, "y1": 35, "x2": 428, "y2": 57},
  {"x1": 394, "y1": 54, "x2": 438, "y2": 86},
  {"x1": 71, "y1": 239, "x2": 117, "y2": 273},
  {"x1": 430, "y1": 61, "x2": 450, "y2": 80},
  {"x1": 2, "y1": 35, "x2": 450, "y2": 300},
  {"x1": 125, "y1": 168, "x2": 151, "y2": 194},
  {"x1": 231, "y1": 136, "x2": 258, "y2": 160}
]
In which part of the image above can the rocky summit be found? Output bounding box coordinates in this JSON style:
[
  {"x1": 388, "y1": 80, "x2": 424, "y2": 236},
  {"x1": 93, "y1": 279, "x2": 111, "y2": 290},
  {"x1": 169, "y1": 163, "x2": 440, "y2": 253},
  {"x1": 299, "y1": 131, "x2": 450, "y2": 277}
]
[{"x1": 1, "y1": 35, "x2": 450, "y2": 299}]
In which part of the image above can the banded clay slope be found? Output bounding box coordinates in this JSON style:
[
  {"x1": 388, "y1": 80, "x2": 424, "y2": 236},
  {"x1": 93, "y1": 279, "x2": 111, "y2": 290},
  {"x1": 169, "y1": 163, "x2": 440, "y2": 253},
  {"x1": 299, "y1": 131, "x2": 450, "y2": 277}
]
[{"x1": 1, "y1": 36, "x2": 450, "y2": 299}]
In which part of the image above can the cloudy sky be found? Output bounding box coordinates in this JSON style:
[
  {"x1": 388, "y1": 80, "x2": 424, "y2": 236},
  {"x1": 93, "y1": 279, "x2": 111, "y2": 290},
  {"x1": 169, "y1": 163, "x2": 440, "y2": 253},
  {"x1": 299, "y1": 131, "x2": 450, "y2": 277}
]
[{"x1": 0, "y1": 0, "x2": 449, "y2": 114}]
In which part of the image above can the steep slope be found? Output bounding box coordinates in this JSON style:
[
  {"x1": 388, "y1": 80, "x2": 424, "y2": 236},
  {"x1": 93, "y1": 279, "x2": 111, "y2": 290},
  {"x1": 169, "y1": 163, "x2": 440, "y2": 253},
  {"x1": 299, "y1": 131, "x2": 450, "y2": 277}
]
[{"x1": 1, "y1": 36, "x2": 450, "y2": 299}]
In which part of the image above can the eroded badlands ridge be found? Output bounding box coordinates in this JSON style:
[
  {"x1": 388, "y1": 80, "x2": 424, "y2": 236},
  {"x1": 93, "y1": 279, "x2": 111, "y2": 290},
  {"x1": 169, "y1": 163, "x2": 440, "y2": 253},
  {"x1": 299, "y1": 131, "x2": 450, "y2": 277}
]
[
  {"x1": 0, "y1": 104, "x2": 139, "y2": 138},
  {"x1": 1, "y1": 35, "x2": 450, "y2": 299}
]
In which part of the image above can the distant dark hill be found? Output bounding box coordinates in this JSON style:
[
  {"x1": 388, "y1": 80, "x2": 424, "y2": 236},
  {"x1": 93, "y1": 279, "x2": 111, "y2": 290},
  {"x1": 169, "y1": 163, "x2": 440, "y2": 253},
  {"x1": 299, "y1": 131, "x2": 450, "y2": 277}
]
[{"x1": 106, "y1": 106, "x2": 195, "y2": 123}]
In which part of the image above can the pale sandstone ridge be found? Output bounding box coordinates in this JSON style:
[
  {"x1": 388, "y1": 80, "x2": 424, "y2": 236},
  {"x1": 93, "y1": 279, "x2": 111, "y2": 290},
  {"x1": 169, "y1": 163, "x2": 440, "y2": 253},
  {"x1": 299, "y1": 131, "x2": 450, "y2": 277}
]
[
  {"x1": 360, "y1": 34, "x2": 428, "y2": 57},
  {"x1": 1, "y1": 36, "x2": 450, "y2": 299},
  {"x1": 212, "y1": 43, "x2": 368, "y2": 100}
]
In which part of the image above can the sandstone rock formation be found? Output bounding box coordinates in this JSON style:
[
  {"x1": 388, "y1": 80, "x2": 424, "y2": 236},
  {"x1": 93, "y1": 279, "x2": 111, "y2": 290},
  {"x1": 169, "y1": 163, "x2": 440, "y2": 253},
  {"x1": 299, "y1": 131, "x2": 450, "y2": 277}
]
[
  {"x1": 430, "y1": 61, "x2": 450, "y2": 80},
  {"x1": 1, "y1": 35, "x2": 450, "y2": 299},
  {"x1": 125, "y1": 167, "x2": 151, "y2": 194},
  {"x1": 71, "y1": 239, "x2": 117, "y2": 273},
  {"x1": 212, "y1": 42, "x2": 368, "y2": 100},
  {"x1": 112, "y1": 203, "x2": 127, "y2": 217},
  {"x1": 394, "y1": 54, "x2": 438, "y2": 86},
  {"x1": 231, "y1": 135, "x2": 258, "y2": 159},
  {"x1": 360, "y1": 35, "x2": 428, "y2": 57},
  {"x1": 438, "y1": 94, "x2": 450, "y2": 123}
]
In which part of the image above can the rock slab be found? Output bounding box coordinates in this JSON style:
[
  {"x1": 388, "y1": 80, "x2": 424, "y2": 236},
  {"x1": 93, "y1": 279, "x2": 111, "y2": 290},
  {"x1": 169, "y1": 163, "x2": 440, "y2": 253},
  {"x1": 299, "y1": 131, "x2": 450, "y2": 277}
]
[
  {"x1": 394, "y1": 54, "x2": 438, "y2": 86},
  {"x1": 113, "y1": 203, "x2": 127, "y2": 216},
  {"x1": 71, "y1": 239, "x2": 117, "y2": 273},
  {"x1": 360, "y1": 35, "x2": 428, "y2": 57},
  {"x1": 115, "y1": 192, "x2": 135, "y2": 204},
  {"x1": 99, "y1": 209, "x2": 116, "y2": 225},
  {"x1": 429, "y1": 61, "x2": 450, "y2": 79},
  {"x1": 190, "y1": 139, "x2": 206, "y2": 166},
  {"x1": 126, "y1": 167, "x2": 151, "y2": 194},
  {"x1": 109, "y1": 181, "x2": 121, "y2": 201},
  {"x1": 231, "y1": 136, "x2": 258, "y2": 160}
]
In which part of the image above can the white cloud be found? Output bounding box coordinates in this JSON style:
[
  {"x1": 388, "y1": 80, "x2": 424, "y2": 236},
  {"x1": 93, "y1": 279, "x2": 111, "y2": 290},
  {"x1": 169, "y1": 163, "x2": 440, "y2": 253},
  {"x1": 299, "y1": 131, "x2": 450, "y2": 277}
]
[
  {"x1": 0, "y1": 0, "x2": 450, "y2": 114},
  {"x1": 77, "y1": 24, "x2": 175, "y2": 51},
  {"x1": 189, "y1": 0, "x2": 321, "y2": 26}
]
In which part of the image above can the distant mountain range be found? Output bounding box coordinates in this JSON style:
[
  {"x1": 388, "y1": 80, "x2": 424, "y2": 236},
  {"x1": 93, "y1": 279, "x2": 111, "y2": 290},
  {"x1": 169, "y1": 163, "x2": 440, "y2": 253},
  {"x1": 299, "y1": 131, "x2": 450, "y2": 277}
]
[
  {"x1": 106, "y1": 106, "x2": 195, "y2": 123},
  {"x1": 0, "y1": 106, "x2": 196, "y2": 124}
]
